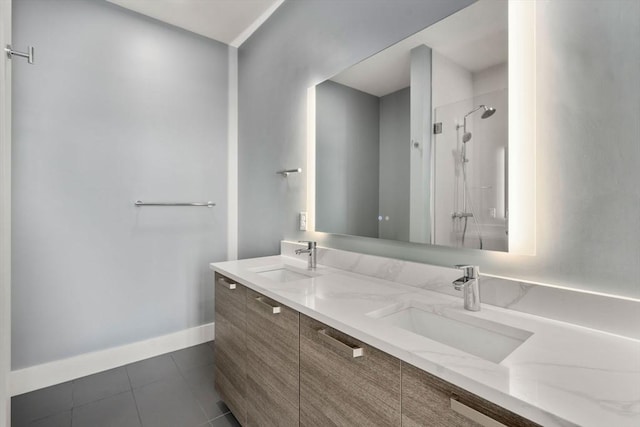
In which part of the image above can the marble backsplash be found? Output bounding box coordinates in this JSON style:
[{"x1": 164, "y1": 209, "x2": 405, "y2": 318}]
[{"x1": 282, "y1": 241, "x2": 640, "y2": 340}]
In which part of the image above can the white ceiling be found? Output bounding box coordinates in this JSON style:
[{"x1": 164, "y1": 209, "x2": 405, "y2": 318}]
[
  {"x1": 331, "y1": 0, "x2": 508, "y2": 97},
  {"x1": 106, "y1": 0, "x2": 284, "y2": 47}
]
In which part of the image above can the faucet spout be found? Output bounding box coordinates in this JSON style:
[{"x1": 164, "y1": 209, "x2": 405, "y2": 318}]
[
  {"x1": 452, "y1": 276, "x2": 469, "y2": 291},
  {"x1": 453, "y1": 265, "x2": 481, "y2": 311},
  {"x1": 296, "y1": 241, "x2": 317, "y2": 270}
]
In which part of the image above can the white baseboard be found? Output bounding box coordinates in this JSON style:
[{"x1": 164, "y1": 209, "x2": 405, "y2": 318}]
[{"x1": 10, "y1": 322, "x2": 215, "y2": 396}]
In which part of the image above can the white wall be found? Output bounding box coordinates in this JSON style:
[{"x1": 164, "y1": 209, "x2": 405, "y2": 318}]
[
  {"x1": 0, "y1": 0, "x2": 11, "y2": 422},
  {"x1": 473, "y1": 62, "x2": 507, "y2": 96},
  {"x1": 464, "y1": 88, "x2": 508, "y2": 251},
  {"x1": 238, "y1": 0, "x2": 640, "y2": 299},
  {"x1": 432, "y1": 51, "x2": 474, "y2": 110},
  {"x1": 12, "y1": 0, "x2": 229, "y2": 369}
]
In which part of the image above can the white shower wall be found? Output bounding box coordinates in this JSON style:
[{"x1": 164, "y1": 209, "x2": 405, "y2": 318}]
[
  {"x1": 432, "y1": 57, "x2": 507, "y2": 250},
  {"x1": 431, "y1": 52, "x2": 473, "y2": 247}
]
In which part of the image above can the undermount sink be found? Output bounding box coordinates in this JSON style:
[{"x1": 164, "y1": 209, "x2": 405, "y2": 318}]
[
  {"x1": 251, "y1": 265, "x2": 315, "y2": 283},
  {"x1": 372, "y1": 304, "x2": 532, "y2": 363}
]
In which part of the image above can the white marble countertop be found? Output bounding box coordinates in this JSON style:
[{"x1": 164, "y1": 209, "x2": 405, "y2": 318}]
[{"x1": 211, "y1": 255, "x2": 640, "y2": 427}]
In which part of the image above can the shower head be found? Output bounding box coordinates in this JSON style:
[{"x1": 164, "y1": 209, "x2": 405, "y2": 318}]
[
  {"x1": 464, "y1": 104, "x2": 496, "y2": 120},
  {"x1": 481, "y1": 106, "x2": 496, "y2": 119},
  {"x1": 461, "y1": 104, "x2": 496, "y2": 143}
]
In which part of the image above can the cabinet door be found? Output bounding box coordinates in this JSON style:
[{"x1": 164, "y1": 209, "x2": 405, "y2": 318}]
[
  {"x1": 402, "y1": 363, "x2": 540, "y2": 427},
  {"x1": 214, "y1": 273, "x2": 247, "y2": 426},
  {"x1": 246, "y1": 289, "x2": 299, "y2": 426},
  {"x1": 300, "y1": 314, "x2": 401, "y2": 427}
]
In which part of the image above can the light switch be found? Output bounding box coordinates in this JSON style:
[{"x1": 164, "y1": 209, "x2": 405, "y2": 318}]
[{"x1": 299, "y1": 211, "x2": 307, "y2": 231}]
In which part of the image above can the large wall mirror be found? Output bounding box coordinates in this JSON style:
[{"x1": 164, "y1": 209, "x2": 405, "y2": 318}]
[{"x1": 308, "y1": 0, "x2": 535, "y2": 254}]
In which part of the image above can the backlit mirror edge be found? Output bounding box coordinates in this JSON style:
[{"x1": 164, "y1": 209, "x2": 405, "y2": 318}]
[
  {"x1": 306, "y1": 1, "x2": 536, "y2": 256},
  {"x1": 306, "y1": 85, "x2": 316, "y2": 233},
  {"x1": 508, "y1": 0, "x2": 536, "y2": 256}
]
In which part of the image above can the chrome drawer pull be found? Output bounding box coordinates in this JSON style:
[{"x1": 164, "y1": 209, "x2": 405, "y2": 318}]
[
  {"x1": 217, "y1": 277, "x2": 236, "y2": 290},
  {"x1": 450, "y1": 398, "x2": 507, "y2": 427},
  {"x1": 317, "y1": 329, "x2": 364, "y2": 359},
  {"x1": 255, "y1": 296, "x2": 281, "y2": 314}
]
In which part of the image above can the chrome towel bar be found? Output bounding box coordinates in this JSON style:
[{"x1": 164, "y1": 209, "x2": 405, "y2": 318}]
[
  {"x1": 277, "y1": 168, "x2": 302, "y2": 177},
  {"x1": 135, "y1": 200, "x2": 215, "y2": 208}
]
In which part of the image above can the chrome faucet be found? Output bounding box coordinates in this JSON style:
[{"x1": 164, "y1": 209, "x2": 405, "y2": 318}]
[
  {"x1": 295, "y1": 241, "x2": 317, "y2": 270},
  {"x1": 453, "y1": 265, "x2": 481, "y2": 311}
]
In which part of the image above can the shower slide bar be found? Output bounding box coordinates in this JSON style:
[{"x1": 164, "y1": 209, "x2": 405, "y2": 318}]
[{"x1": 134, "y1": 201, "x2": 215, "y2": 208}]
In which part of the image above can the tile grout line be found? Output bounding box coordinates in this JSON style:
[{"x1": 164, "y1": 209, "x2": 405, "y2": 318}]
[
  {"x1": 71, "y1": 388, "x2": 133, "y2": 409},
  {"x1": 127, "y1": 354, "x2": 182, "y2": 392},
  {"x1": 16, "y1": 382, "x2": 75, "y2": 426},
  {"x1": 206, "y1": 341, "x2": 233, "y2": 425},
  {"x1": 70, "y1": 377, "x2": 75, "y2": 426},
  {"x1": 170, "y1": 350, "x2": 212, "y2": 424},
  {"x1": 124, "y1": 364, "x2": 145, "y2": 427},
  {"x1": 19, "y1": 345, "x2": 221, "y2": 427},
  {"x1": 203, "y1": 342, "x2": 232, "y2": 423},
  {"x1": 25, "y1": 407, "x2": 73, "y2": 426},
  {"x1": 209, "y1": 410, "x2": 231, "y2": 423}
]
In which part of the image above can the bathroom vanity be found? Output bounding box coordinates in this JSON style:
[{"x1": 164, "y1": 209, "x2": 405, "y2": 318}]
[{"x1": 211, "y1": 243, "x2": 640, "y2": 427}]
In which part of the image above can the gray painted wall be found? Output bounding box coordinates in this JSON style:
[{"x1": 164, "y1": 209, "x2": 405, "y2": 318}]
[
  {"x1": 316, "y1": 80, "x2": 379, "y2": 238},
  {"x1": 238, "y1": 0, "x2": 640, "y2": 299},
  {"x1": 378, "y1": 87, "x2": 410, "y2": 241},
  {"x1": 12, "y1": 0, "x2": 228, "y2": 368}
]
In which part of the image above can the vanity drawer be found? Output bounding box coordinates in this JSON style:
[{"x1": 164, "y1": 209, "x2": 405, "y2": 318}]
[
  {"x1": 246, "y1": 289, "x2": 300, "y2": 426},
  {"x1": 215, "y1": 274, "x2": 246, "y2": 330},
  {"x1": 214, "y1": 273, "x2": 247, "y2": 425},
  {"x1": 402, "y1": 363, "x2": 540, "y2": 427},
  {"x1": 299, "y1": 314, "x2": 401, "y2": 427}
]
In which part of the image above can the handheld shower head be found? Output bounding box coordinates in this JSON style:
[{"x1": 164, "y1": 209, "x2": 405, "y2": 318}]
[{"x1": 462, "y1": 132, "x2": 472, "y2": 143}]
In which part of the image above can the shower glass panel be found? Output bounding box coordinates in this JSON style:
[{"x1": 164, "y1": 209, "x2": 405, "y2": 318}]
[{"x1": 433, "y1": 89, "x2": 508, "y2": 251}]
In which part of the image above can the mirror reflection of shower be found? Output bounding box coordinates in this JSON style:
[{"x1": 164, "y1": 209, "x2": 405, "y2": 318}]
[
  {"x1": 453, "y1": 104, "x2": 497, "y2": 249},
  {"x1": 460, "y1": 105, "x2": 496, "y2": 144}
]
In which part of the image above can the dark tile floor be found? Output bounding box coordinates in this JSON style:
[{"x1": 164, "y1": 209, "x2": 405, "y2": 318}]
[{"x1": 11, "y1": 342, "x2": 240, "y2": 427}]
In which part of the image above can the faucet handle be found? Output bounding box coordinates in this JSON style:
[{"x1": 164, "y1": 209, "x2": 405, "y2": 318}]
[
  {"x1": 298, "y1": 240, "x2": 317, "y2": 249},
  {"x1": 455, "y1": 265, "x2": 479, "y2": 279}
]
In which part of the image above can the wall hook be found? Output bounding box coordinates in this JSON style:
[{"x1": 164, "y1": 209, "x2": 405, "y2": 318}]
[{"x1": 5, "y1": 45, "x2": 34, "y2": 64}]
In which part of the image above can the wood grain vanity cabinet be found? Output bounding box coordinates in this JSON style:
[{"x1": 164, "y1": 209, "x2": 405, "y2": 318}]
[
  {"x1": 214, "y1": 273, "x2": 539, "y2": 427},
  {"x1": 299, "y1": 314, "x2": 402, "y2": 426},
  {"x1": 246, "y1": 288, "x2": 300, "y2": 426},
  {"x1": 214, "y1": 273, "x2": 248, "y2": 425},
  {"x1": 402, "y1": 363, "x2": 540, "y2": 427}
]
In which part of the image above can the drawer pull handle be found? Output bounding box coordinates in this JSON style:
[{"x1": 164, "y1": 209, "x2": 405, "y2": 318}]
[
  {"x1": 317, "y1": 329, "x2": 363, "y2": 359},
  {"x1": 450, "y1": 398, "x2": 507, "y2": 427},
  {"x1": 255, "y1": 296, "x2": 281, "y2": 314},
  {"x1": 217, "y1": 277, "x2": 236, "y2": 290}
]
